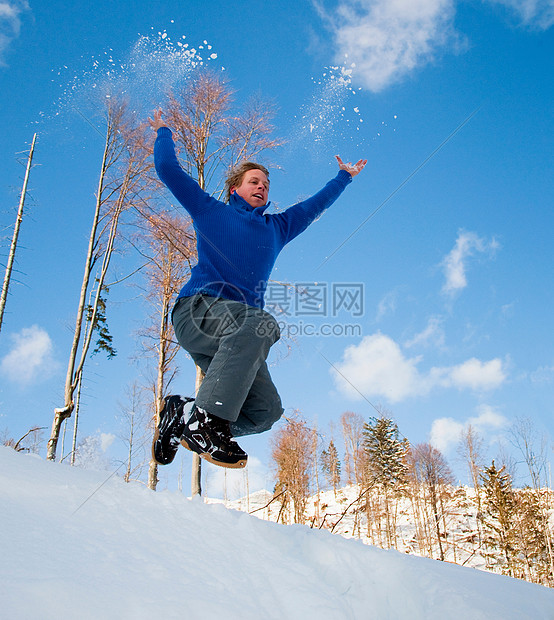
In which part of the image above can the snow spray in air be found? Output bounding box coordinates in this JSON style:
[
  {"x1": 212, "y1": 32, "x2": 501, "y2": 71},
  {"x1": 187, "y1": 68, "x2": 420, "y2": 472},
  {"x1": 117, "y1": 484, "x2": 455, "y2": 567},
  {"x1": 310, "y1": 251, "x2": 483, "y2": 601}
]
[
  {"x1": 46, "y1": 29, "x2": 221, "y2": 127},
  {"x1": 286, "y1": 65, "x2": 360, "y2": 161},
  {"x1": 286, "y1": 64, "x2": 397, "y2": 162}
]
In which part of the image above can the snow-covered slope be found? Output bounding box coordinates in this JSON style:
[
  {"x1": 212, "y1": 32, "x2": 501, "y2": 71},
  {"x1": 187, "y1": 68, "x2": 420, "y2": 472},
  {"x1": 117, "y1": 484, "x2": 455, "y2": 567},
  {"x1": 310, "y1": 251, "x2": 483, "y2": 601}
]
[{"x1": 1, "y1": 447, "x2": 554, "y2": 620}]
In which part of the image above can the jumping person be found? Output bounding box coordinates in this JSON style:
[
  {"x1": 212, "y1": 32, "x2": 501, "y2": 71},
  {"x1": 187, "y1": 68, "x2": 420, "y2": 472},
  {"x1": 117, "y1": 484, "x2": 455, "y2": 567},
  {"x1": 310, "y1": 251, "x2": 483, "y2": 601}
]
[{"x1": 149, "y1": 109, "x2": 366, "y2": 469}]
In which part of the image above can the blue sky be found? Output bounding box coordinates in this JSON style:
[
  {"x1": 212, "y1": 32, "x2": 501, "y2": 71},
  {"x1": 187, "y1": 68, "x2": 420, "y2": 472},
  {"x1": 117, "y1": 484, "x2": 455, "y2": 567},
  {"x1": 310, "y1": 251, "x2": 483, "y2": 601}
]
[{"x1": 1, "y1": 0, "x2": 553, "y2": 495}]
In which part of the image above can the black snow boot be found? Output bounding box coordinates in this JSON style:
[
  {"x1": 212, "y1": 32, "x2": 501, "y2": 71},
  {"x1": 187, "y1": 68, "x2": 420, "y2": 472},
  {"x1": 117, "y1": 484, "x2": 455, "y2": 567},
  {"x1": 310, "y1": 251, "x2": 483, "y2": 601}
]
[
  {"x1": 152, "y1": 395, "x2": 194, "y2": 465},
  {"x1": 180, "y1": 405, "x2": 248, "y2": 469}
]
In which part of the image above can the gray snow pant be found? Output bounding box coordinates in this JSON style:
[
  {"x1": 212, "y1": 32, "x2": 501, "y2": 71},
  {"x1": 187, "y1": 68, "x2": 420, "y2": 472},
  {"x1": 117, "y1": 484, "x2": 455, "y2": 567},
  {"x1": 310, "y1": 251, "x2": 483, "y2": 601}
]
[{"x1": 171, "y1": 294, "x2": 284, "y2": 437}]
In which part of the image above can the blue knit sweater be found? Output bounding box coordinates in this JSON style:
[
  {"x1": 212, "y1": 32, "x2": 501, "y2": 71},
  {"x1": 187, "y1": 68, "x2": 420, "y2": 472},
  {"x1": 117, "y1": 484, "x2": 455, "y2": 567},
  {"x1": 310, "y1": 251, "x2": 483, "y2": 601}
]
[{"x1": 154, "y1": 126, "x2": 352, "y2": 308}]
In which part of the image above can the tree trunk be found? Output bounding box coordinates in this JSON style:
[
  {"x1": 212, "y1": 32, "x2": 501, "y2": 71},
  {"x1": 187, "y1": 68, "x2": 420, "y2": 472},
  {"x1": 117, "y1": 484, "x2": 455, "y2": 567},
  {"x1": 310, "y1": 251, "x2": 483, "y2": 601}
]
[
  {"x1": 70, "y1": 371, "x2": 84, "y2": 465},
  {"x1": 0, "y1": 134, "x2": 36, "y2": 334},
  {"x1": 148, "y1": 294, "x2": 170, "y2": 491},
  {"x1": 430, "y1": 485, "x2": 445, "y2": 561},
  {"x1": 60, "y1": 420, "x2": 67, "y2": 462},
  {"x1": 191, "y1": 365, "x2": 205, "y2": 497},
  {"x1": 124, "y1": 410, "x2": 134, "y2": 483},
  {"x1": 312, "y1": 427, "x2": 320, "y2": 522},
  {"x1": 47, "y1": 127, "x2": 110, "y2": 461},
  {"x1": 148, "y1": 459, "x2": 158, "y2": 490}
]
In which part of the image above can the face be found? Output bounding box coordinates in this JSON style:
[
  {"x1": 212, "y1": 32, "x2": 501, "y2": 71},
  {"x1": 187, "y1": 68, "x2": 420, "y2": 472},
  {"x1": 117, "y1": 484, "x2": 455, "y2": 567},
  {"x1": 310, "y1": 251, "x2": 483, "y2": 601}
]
[{"x1": 230, "y1": 169, "x2": 269, "y2": 208}]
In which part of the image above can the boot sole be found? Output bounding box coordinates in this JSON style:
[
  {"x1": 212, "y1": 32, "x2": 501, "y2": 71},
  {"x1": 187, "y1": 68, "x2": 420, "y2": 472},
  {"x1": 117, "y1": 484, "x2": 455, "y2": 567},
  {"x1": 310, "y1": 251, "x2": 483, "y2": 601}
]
[
  {"x1": 151, "y1": 426, "x2": 176, "y2": 466},
  {"x1": 151, "y1": 395, "x2": 184, "y2": 466},
  {"x1": 180, "y1": 438, "x2": 247, "y2": 469}
]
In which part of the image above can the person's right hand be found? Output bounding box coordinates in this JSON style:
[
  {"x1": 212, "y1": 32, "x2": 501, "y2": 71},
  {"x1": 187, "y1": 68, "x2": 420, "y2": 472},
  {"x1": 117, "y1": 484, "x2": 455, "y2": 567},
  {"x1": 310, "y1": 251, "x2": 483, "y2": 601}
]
[{"x1": 148, "y1": 108, "x2": 165, "y2": 132}]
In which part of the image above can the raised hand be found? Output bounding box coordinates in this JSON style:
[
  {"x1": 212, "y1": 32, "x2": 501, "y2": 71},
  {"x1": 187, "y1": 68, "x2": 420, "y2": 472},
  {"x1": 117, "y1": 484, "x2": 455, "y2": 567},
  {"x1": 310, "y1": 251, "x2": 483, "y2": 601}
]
[
  {"x1": 335, "y1": 155, "x2": 368, "y2": 178},
  {"x1": 148, "y1": 108, "x2": 165, "y2": 132}
]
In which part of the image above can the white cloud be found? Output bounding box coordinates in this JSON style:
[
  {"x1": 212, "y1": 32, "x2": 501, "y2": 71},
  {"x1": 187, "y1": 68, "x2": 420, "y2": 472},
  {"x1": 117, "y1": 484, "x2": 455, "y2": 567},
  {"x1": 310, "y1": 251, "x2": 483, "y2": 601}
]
[
  {"x1": 331, "y1": 333, "x2": 424, "y2": 402},
  {"x1": 429, "y1": 417, "x2": 464, "y2": 453},
  {"x1": 433, "y1": 357, "x2": 506, "y2": 391},
  {"x1": 487, "y1": 0, "x2": 554, "y2": 29},
  {"x1": 430, "y1": 404, "x2": 509, "y2": 453},
  {"x1": 405, "y1": 316, "x2": 445, "y2": 349},
  {"x1": 471, "y1": 404, "x2": 509, "y2": 430},
  {"x1": 441, "y1": 230, "x2": 499, "y2": 296},
  {"x1": 316, "y1": 0, "x2": 554, "y2": 91},
  {"x1": 321, "y1": 0, "x2": 459, "y2": 91},
  {"x1": 0, "y1": 1, "x2": 29, "y2": 66},
  {"x1": 376, "y1": 289, "x2": 398, "y2": 321},
  {"x1": 530, "y1": 365, "x2": 554, "y2": 383},
  {"x1": 0, "y1": 325, "x2": 58, "y2": 385},
  {"x1": 331, "y1": 332, "x2": 506, "y2": 402}
]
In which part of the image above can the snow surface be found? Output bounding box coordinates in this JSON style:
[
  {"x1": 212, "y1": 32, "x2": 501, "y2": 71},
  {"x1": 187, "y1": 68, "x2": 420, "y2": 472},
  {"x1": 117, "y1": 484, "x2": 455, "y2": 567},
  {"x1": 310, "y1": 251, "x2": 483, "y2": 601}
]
[{"x1": 1, "y1": 447, "x2": 554, "y2": 620}]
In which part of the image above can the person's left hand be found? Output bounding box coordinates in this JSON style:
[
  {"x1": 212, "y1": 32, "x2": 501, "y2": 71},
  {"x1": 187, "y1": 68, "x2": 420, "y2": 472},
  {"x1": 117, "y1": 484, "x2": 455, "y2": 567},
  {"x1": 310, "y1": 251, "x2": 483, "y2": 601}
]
[{"x1": 335, "y1": 155, "x2": 368, "y2": 178}]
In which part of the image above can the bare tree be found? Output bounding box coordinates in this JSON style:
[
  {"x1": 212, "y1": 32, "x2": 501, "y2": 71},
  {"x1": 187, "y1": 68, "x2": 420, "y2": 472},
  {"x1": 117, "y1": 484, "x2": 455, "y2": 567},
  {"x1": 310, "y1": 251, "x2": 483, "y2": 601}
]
[
  {"x1": 510, "y1": 417, "x2": 550, "y2": 490},
  {"x1": 2, "y1": 426, "x2": 45, "y2": 453},
  {"x1": 494, "y1": 440, "x2": 518, "y2": 482},
  {"x1": 512, "y1": 487, "x2": 554, "y2": 586},
  {"x1": 321, "y1": 439, "x2": 341, "y2": 496},
  {"x1": 271, "y1": 414, "x2": 313, "y2": 524},
  {"x1": 457, "y1": 424, "x2": 485, "y2": 544},
  {"x1": 340, "y1": 411, "x2": 366, "y2": 486},
  {"x1": 117, "y1": 382, "x2": 149, "y2": 483},
  {"x1": 458, "y1": 424, "x2": 484, "y2": 494},
  {"x1": 132, "y1": 211, "x2": 194, "y2": 490},
  {"x1": 310, "y1": 421, "x2": 321, "y2": 521},
  {"x1": 0, "y1": 134, "x2": 37, "y2": 334},
  {"x1": 510, "y1": 417, "x2": 554, "y2": 580},
  {"x1": 165, "y1": 72, "x2": 281, "y2": 196},
  {"x1": 408, "y1": 443, "x2": 454, "y2": 561},
  {"x1": 47, "y1": 99, "x2": 151, "y2": 460}
]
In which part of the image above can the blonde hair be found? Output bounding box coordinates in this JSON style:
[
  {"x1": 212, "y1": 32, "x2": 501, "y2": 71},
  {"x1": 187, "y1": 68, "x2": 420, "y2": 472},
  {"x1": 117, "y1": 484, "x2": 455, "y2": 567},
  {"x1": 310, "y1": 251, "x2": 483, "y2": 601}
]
[{"x1": 225, "y1": 162, "x2": 269, "y2": 202}]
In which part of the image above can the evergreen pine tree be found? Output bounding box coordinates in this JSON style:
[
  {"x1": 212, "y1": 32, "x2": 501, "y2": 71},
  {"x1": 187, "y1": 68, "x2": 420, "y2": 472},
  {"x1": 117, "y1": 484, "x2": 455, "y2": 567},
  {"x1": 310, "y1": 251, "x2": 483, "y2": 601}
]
[
  {"x1": 480, "y1": 460, "x2": 517, "y2": 577},
  {"x1": 363, "y1": 416, "x2": 408, "y2": 487},
  {"x1": 363, "y1": 416, "x2": 408, "y2": 548}
]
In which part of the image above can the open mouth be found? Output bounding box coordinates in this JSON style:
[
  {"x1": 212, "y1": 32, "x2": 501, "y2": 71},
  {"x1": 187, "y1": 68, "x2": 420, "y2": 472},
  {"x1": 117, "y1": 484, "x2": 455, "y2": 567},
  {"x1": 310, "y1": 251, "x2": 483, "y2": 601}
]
[{"x1": 252, "y1": 193, "x2": 263, "y2": 200}]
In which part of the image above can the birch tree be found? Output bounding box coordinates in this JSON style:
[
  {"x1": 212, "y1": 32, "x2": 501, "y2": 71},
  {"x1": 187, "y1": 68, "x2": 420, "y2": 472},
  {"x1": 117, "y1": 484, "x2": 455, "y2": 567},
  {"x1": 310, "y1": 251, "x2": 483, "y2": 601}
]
[
  {"x1": 408, "y1": 443, "x2": 454, "y2": 561},
  {"x1": 340, "y1": 411, "x2": 366, "y2": 486},
  {"x1": 47, "y1": 99, "x2": 151, "y2": 460},
  {"x1": 509, "y1": 417, "x2": 554, "y2": 582},
  {"x1": 117, "y1": 382, "x2": 149, "y2": 483},
  {"x1": 457, "y1": 424, "x2": 485, "y2": 545},
  {"x1": 133, "y1": 211, "x2": 194, "y2": 490},
  {"x1": 0, "y1": 134, "x2": 37, "y2": 334}
]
